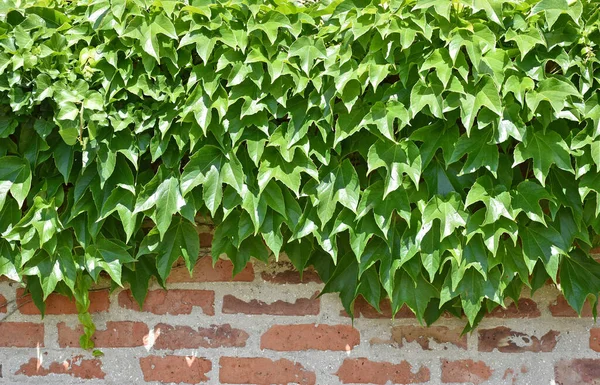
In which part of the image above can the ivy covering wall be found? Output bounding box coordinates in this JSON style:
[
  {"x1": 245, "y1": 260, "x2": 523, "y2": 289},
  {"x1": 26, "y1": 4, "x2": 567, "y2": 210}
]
[{"x1": 1, "y1": 0, "x2": 600, "y2": 347}]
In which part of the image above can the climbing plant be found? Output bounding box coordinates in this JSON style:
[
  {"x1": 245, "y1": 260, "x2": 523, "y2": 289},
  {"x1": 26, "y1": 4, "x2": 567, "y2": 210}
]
[{"x1": 1, "y1": 0, "x2": 600, "y2": 347}]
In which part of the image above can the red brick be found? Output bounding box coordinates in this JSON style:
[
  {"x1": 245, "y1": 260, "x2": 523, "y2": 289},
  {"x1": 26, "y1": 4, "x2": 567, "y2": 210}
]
[
  {"x1": 488, "y1": 298, "x2": 541, "y2": 318},
  {"x1": 261, "y1": 262, "x2": 322, "y2": 284},
  {"x1": 140, "y1": 355, "x2": 211, "y2": 384},
  {"x1": 340, "y1": 297, "x2": 395, "y2": 319},
  {"x1": 0, "y1": 323, "x2": 44, "y2": 347},
  {"x1": 261, "y1": 324, "x2": 360, "y2": 351},
  {"x1": 555, "y1": 359, "x2": 600, "y2": 384},
  {"x1": 441, "y1": 359, "x2": 493, "y2": 384},
  {"x1": 199, "y1": 232, "x2": 213, "y2": 247},
  {"x1": 371, "y1": 325, "x2": 466, "y2": 350},
  {"x1": 153, "y1": 323, "x2": 248, "y2": 350},
  {"x1": 222, "y1": 294, "x2": 319, "y2": 316},
  {"x1": 58, "y1": 321, "x2": 148, "y2": 348},
  {"x1": 119, "y1": 289, "x2": 214, "y2": 315},
  {"x1": 478, "y1": 326, "x2": 559, "y2": 353},
  {"x1": 590, "y1": 328, "x2": 600, "y2": 352},
  {"x1": 16, "y1": 288, "x2": 109, "y2": 315},
  {"x1": 336, "y1": 358, "x2": 430, "y2": 384},
  {"x1": 0, "y1": 293, "x2": 6, "y2": 313},
  {"x1": 220, "y1": 357, "x2": 316, "y2": 385},
  {"x1": 167, "y1": 257, "x2": 254, "y2": 283},
  {"x1": 549, "y1": 295, "x2": 599, "y2": 317},
  {"x1": 16, "y1": 356, "x2": 105, "y2": 379}
]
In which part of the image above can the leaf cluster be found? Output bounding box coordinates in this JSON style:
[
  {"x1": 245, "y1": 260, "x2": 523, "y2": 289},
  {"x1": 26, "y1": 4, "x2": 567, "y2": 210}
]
[{"x1": 2, "y1": 0, "x2": 600, "y2": 341}]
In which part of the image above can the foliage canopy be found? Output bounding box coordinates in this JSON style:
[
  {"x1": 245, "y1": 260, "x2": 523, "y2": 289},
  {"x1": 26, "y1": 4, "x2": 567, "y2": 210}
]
[{"x1": 2, "y1": 0, "x2": 600, "y2": 346}]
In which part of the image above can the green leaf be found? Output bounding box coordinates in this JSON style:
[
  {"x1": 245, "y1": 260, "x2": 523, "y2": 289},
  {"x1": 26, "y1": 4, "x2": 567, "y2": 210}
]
[
  {"x1": 513, "y1": 128, "x2": 573, "y2": 186},
  {"x1": 530, "y1": 0, "x2": 582, "y2": 28},
  {"x1": 392, "y1": 269, "x2": 438, "y2": 323},
  {"x1": 154, "y1": 217, "x2": 200, "y2": 281},
  {"x1": 465, "y1": 176, "x2": 514, "y2": 225},
  {"x1": 520, "y1": 222, "x2": 568, "y2": 280},
  {"x1": 448, "y1": 128, "x2": 499, "y2": 177},
  {"x1": 288, "y1": 36, "x2": 327, "y2": 75},
  {"x1": 526, "y1": 78, "x2": 582, "y2": 114},
  {"x1": 135, "y1": 168, "x2": 185, "y2": 237},
  {"x1": 315, "y1": 159, "x2": 360, "y2": 226},
  {"x1": 367, "y1": 140, "x2": 421, "y2": 196},
  {"x1": 85, "y1": 238, "x2": 135, "y2": 286},
  {"x1": 422, "y1": 193, "x2": 468, "y2": 240},
  {"x1": 505, "y1": 28, "x2": 545, "y2": 60},
  {"x1": 560, "y1": 250, "x2": 600, "y2": 316},
  {"x1": 0, "y1": 156, "x2": 31, "y2": 210},
  {"x1": 460, "y1": 76, "x2": 503, "y2": 133},
  {"x1": 512, "y1": 181, "x2": 553, "y2": 225}
]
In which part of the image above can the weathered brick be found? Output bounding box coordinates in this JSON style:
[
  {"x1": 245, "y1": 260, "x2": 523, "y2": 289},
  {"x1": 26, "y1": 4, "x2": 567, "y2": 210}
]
[
  {"x1": 118, "y1": 289, "x2": 214, "y2": 315},
  {"x1": 16, "y1": 288, "x2": 109, "y2": 315},
  {"x1": 261, "y1": 262, "x2": 322, "y2": 284},
  {"x1": 478, "y1": 326, "x2": 559, "y2": 353},
  {"x1": 199, "y1": 232, "x2": 213, "y2": 248},
  {"x1": 441, "y1": 359, "x2": 493, "y2": 385},
  {"x1": 16, "y1": 356, "x2": 105, "y2": 379},
  {"x1": 371, "y1": 325, "x2": 466, "y2": 350},
  {"x1": 590, "y1": 328, "x2": 600, "y2": 352},
  {"x1": 0, "y1": 323, "x2": 44, "y2": 347},
  {"x1": 153, "y1": 323, "x2": 248, "y2": 350},
  {"x1": 167, "y1": 256, "x2": 254, "y2": 283},
  {"x1": 222, "y1": 294, "x2": 319, "y2": 316},
  {"x1": 336, "y1": 358, "x2": 430, "y2": 384},
  {"x1": 261, "y1": 324, "x2": 360, "y2": 351},
  {"x1": 0, "y1": 293, "x2": 6, "y2": 313},
  {"x1": 58, "y1": 321, "x2": 149, "y2": 348},
  {"x1": 340, "y1": 297, "x2": 395, "y2": 319},
  {"x1": 220, "y1": 357, "x2": 316, "y2": 385},
  {"x1": 555, "y1": 359, "x2": 600, "y2": 385},
  {"x1": 488, "y1": 298, "x2": 541, "y2": 318},
  {"x1": 139, "y1": 355, "x2": 211, "y2": 384},
  {"x1": 549, "y1": 295, "x2": 599, "y2": 317}
]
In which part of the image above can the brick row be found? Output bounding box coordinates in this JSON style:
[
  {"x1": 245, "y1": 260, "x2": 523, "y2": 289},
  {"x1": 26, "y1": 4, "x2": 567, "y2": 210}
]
[{"x1": 11, "y1": 356, "x2": 600, "y2": 384}]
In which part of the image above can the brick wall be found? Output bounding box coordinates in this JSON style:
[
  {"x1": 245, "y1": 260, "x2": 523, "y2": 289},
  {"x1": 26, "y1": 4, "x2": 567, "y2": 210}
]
[{"x1": 0, "y1": 255, "x2": 599, "y2": 385}]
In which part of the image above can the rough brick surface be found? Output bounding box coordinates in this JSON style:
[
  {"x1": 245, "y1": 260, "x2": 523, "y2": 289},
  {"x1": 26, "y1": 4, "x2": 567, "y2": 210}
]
[
  {"x1": 220, "y1": 357, "x2": 316, "y2": 385},
  {"x1": 1, "y1": 260, "x2": 598, "y2": 385},
  {"x1": 478, "y1": 326, "x2": 559, "y2": 352},
  {"x1": 0, "y1": 323, "x2": 44, "y2": 347},
  {"x1": 488, "y1": 298, "x2": 541, "y2": 318},
  {"x1": 0, "y1": 293, "x2": 6, "y2": 313},
  {"x1": 222, "y1": 294, "x2": 319, "y2": 315},
  {"x1": 153, "y1": 323, "x2": 248, "y2": 350},
  {"x1": 58, "y1": 321, "x2": 149, "y2": 348},
  {"x1": 167, "y1": 257, "x2": 254, "y2": 283},
  {"x1": 139, "y1": 356, "x2": 211, "y2": 384},
  {"x1": 16, "y1": 288, "x2": 109, "y2": 315},
  {"x1": 261, "y1": 324, "x2": 360, "y2": 351},
  {"x1": 260, "y1": 262, "x2": 322, "y2": 284},
  {"x1": 16, "y1": 357, "x2": 105, "y2": 379},
  {"x1": 336, "y1": 358, "x2": 430, "y2": 384},
  {"x1": 549, "y1": 295, "x2": 599, "y2": 317},
  {"x1": 119, "y1": 289, "x2": 215, "y2": 315},
  {"x1": 555, "y1": 359, "x2": 600, "y2": 385},
  {"x1": 371, "y1": 325, "x2": 467, "y2": 350},
  {"x1": 441, "y1": 359, "x2": 493, "y2": 385}
]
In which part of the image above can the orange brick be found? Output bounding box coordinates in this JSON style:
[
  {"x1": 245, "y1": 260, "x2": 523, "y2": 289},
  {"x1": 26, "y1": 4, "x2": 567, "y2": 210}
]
[
  {"x1": 261, "y1": 324, "x2": 359, "y2": 351},
  {"x1": 118, "y1": 289, "x2": 214, "y2": 315},
  {"x1": 336, "y1": 358, "x2": 430, "y2": 384},
  {"x1": 58, "y1": 321, "x2": 148, "y2": 348},
  {"x1": 140, "y1": 356, "x2": 211, "y2": 384},
  {"x1": 220, "y1": 357, "x2": 316, "y2": 385}
]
